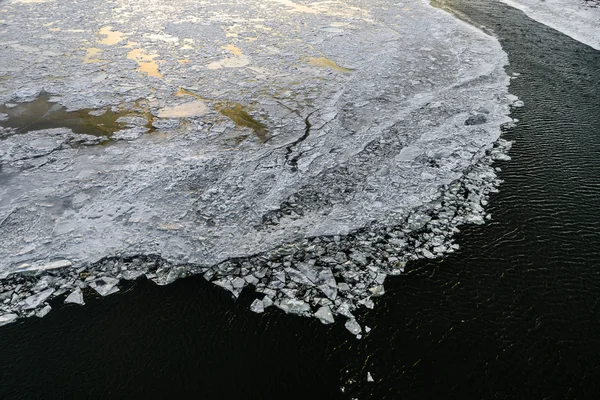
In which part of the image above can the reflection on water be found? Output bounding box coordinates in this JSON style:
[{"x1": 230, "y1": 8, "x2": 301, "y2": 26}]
[
  {"x1": 98, "y1": 26, "x2": 125, "y2": 46},
  {"x1": 308, "y1": 57, "x2": 352, "y2": 73},
  {"x1": 127, "y1": 48, "x2": 163, "y2": 78},
  {"x1": 216, "y1": 102, "x2": 268, "y2": 142},
  {"x1": 1, "y1": 94, "x2": 137, "y2": 137},
  {"x1": 83, "y1": 47, "x2": 105, "y2": 64},
  {"x1": 175, "y1": 88, "x2": 267, "y2": 142}
]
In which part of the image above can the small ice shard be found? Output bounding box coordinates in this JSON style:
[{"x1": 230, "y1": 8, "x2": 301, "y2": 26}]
[
  {"x1": 0, "y1": 313, "x2": 18, "y2": 327},
  {"x1": 65, "y1": 288, "x2": 85, "y2": 305},
  {"x1": 365, "y1": 326, "x2": 372, "y2": 333},
  {"x1": 422, "y1": 249, "x2": 435, "y2": 259},
  {"x1": 36, "y1": 304, "x2": 52, "y2": 318},
  {"x1": 358, "y1": 297, "x2": 375, "y2": 309},
  {"x1": 89, "y1": 277, "x2": 120, "y2": 296},
  {"x1": 231, "y1": 277, "x2": 246, "y2": 289},
  {"x1": 22, "y1": 288, "x2": 54, "y2": 310},
  {"x1": 465, "y1": 215, "x2": 485, "y2": 225},
  {"x1": 369, "y1": 285, "x2": 385, "y2": 297},
  {"x1": 262, "y1": 296, "x2": 274, "y2": 308},
  {"x1": 345, "y1": 318, "x2": 362, "y2": 336},
  {"x1": 250, "y1": 298, "x2": 265, "y2": 314},
  {"x1": 367, "y1": 372, "x2": 374, "y2": 382},
  {"x1": 277, "y1": 298, "x2": 311, "y2": 315},
  {"x1": 314, "y1": 305, "x2": 335, "y2": 325},
  {"x1": 285, "y1": 267, "x2": 314, "y2": 286},
  {"x1": 505, "y1": 94, "x2": 519, "y2": 103},
  {"x1": 122, "y1": 270, "x2": 144, "y2": 281},
  {"x1": 491, "y1": 152, "x2": 511, "y2": 161},
  {"x1": 338, "y1": 282, "x2": 350, "y2": 291}
]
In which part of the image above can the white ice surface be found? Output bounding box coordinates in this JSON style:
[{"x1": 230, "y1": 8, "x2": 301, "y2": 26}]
[{"x1": 500, "y1": 0, "x2": 600, "y2": 50}]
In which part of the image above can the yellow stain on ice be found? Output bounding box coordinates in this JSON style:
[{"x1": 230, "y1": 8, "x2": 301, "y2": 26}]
[
  {"x1": 157, "y1": 101, "x2": 208, "y2": 118},
  {"x1": 175, "y1": 88, "x2": 209, "y2": 102},
  {"x1": 215, "y1": 102, "x2": 267, "y2": 142},
  {"x1": 307, "y1": 57, "x2": 352, "y2": 73},
  {"x1": 178, "y1": 59, "x2": 191, "y2": 64},
  {"x1": 180, "y1": 38, "x2": 195, "y2": 50},
  {"x1": 98, "y1": 26, "x2": 125, "y2": 46},
  {"x1": 270, "y1": 0, "x2": 317, "y2": 14},
  {"x1": 127, "y1": 48, "x2": 163, "y2": 78},
  {"x1": 206, "y1": 45, "x2": 249, "y2": 69},
  {"x1": 223, "y1": 44, "x2": 243, "y2": 57},
  {"x1": 83, "y1": 47, "x2": 105, "y2": 63}
]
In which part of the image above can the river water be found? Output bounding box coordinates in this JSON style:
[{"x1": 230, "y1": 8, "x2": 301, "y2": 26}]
[{"x1": 1, "y1": 1, "x2": 599, "y2": 399}]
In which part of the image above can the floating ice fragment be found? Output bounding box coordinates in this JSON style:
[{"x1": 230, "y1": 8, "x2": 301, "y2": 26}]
[
  {"x1": 262, "y1": 296, "x2": 274, "y2": 308},
  {"x1": 0, "y1": 313, "x2": 18, "y2": 327},
  {"x1": 358, "y1": 297, "x2": 374, "y2": 309},
  {"x1": 64, "y1": 288, "x2": 85, "y2": 305},
  {"x1": 231, "y1": 277, "x2": 246, "y2": 290},
  {"x1": 369, "y1": 285, "x2": 385, "y2": 297},
  {"x1": 36, "y1": 304, "x2": 51, "y2": 318},
  {"x1": 345, "y1": 318, "x2": 362, "y2": 336},
  {"x1": 491, "y1": 152, "x2": 511, "y2": 161},
  {"x1": 314, "y1": 305, "x2": 335, "y2": 325},
  {"x1": 22, "y1": 288, "x2": 54, "y2": 310},
  {"x1": 465, "y1": 215, "x2": 485, "y2": 225},
  {"x1": 367, "y1": 372, "x2": 374, "y2": 382},
  {"x1": 422, "y1": 249, "x2": 435, "y2": 259},
  {"x1": 122, "y1": 270, "x2": 144, "y2": 281},
  {"x1": 89, "y1": 277, "x2": 120, "y2": 296},
  {"x1": 250, "y1": 298, "x2": 265, "y2": 314},
  {"x1": 277, "y1": 298, "x2": 311, "y2": 315}
]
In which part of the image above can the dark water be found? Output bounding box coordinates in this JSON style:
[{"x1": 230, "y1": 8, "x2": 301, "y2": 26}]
[
  {"x1": 2, "y1": 1, "x2": 600, "y2": 399},
  {"x1": 0, "y1": 94, "x2": 149, "y2": 137}
]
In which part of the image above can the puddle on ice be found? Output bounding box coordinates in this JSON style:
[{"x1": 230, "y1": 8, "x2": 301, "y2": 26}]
[
  {"x1": 127, "y1": 48, "x2": 163, "y2": 78},
  {"x1": 98, "y1": 26, "x2": 125, "y2": 46},
  {"x1": 83, "y1": 47, "x2": 105, "y2": 64},
  {"x1": 223, "y1": 44, "x2": 244, "y2": 57},
  {"x1": 307, "y1": 57, "x2": 352, "y2": 72},
  {"x1": 216, "y1": 102, "x2": 267, "y2": 142},
  {"x1": 175, "y1": 88, "x2": 267, "y2": 142},
  {"x1": 0, "y1": 94, "x2": 140, "y2": 137}
]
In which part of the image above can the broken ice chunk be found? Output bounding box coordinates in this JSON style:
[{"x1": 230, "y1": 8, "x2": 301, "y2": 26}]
[
  {"x1": 314, "y1": 305, "x2": 335, "y2": 325},
  {"x1": 89, "y1": 277, "x2": 120, "y2": 296},
  {"x1": 22, "y1": 288, "x2": 54, "y2": 310},
  {"x1": 277, "y1": 298, "x2": 311, "y2": 315},
  {"x1": 250, "y1": 298, "x2": 265, "y2": 314},
  {"x1": 0, "y1": 313, "x2": 18, "y2": 327},
  {"x1": 367, "y1": 372, "x2": 374, "y2": 382},
  {"x1": 345, "y1": 318, "x2": 362, "y2": 336},
  {"x1": 36, "y1": 304, "x2": 52, "y2": 318},
  {"x1": 262, "y1": 296, "x2": 274, "y2": 308},
  {"x1": 64, "y1": 288, "x2": 85, "y2": 305},
  {"x1": 369, "y1": 285, "x2": 385, "y2": 297}
]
